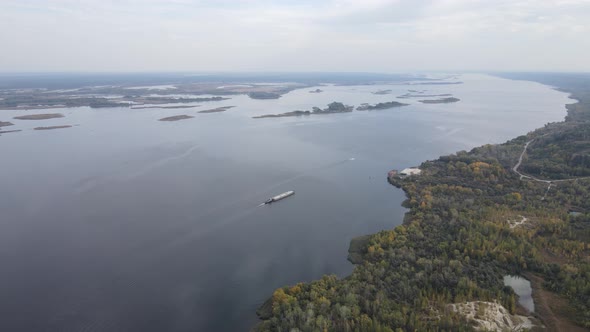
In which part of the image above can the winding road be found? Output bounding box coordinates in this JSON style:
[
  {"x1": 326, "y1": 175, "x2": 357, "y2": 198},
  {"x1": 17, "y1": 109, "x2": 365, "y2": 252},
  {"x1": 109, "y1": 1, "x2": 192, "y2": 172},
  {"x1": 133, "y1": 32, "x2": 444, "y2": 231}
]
[{"x1": 512, "y1": 138, "x2": 590, "y2": 200}]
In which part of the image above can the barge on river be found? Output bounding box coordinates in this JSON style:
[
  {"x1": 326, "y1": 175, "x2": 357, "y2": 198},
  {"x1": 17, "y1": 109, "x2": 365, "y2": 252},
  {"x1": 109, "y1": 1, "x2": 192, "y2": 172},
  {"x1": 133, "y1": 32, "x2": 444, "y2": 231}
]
[{"x1": 264, "y1": 191, "x2": 295, "y2": 204}]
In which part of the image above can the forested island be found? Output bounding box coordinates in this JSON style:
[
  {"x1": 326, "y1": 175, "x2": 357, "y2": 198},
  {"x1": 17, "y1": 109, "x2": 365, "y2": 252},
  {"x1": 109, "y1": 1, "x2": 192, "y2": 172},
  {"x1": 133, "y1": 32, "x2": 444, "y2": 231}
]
[
  {"x1": 254, "y1": 74, "x2": 590, "y2": 331},
  {"x1": 356, "y1": 101, "x2": 409, "y2": 111},
  {"x1": 253, "y1": 102, "x2": 353, "y2": 119}
]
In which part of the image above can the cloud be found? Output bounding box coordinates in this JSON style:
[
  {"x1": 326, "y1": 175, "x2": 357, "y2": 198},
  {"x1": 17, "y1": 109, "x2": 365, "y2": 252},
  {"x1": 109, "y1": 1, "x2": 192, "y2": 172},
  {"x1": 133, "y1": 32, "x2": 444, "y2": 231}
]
[{"x1": 0, "y1": 0, "x2": 589, "y2": 71}]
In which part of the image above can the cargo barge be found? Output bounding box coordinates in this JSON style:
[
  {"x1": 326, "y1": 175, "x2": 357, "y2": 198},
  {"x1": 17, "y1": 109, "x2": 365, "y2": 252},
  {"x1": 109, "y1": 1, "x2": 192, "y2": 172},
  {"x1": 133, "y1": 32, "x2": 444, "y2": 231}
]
[{"x1": 264, "y1": 191, "x2": 295, "y2": 204}]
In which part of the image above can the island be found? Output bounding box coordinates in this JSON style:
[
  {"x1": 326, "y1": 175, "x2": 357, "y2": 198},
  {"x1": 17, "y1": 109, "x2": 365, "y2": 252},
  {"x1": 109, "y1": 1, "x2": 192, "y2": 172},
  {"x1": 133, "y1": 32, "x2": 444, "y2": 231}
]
[
  {"x1": 315, "y1": 102, "x2": 354, "y2": 114},
  {"x1": 356, "y1": 101, "x2": 409, "y2": 111},
  {"x1": 254, "y1": 75, "x2": 590, "y2": 331},
  {"x1": 0, "y1": 81, "x2": 299, "y2": 110},
  {"x1": 142, "y1": 96, "x2": 228, "y2": 104},
  {"x1": 158, "y1": 115, "x2": 194, "y2": 121},
  {"x1": 198, "y1": 106, "x2": 235, "y2": 113},
  {"x1": 253, "y1": 102, "x2": 353, "y2": 119},
  {"x1": 13, "y1": 113, "x2": 65, "y2": 120},
  {"x1": 0, "y1": 121, "x2": 14, "y2": 127},
  {"x1": 398, "y1": 93, "x2": 453, "y2": 98},
  {"x1": 253, "y1": 110, "x2": 311, "y2": 119},
  {"x1": 247, "y1": 92, "x2": 282, "y2": 100},
  {"x1": 130, "y1": 105, "x2": 201, "y2": 110},
  {"x1": 408, "y1": 81, "x2": 463, "y2": 85},
  {"x1": 34, "y1": 125, "x2": 72, "y2": 130},
  {"x1": 372, "y1": 89, "x2": 392, "y2": 95},
  {"x1": 419, "y1": 97, "x2": 461, "y2": 104},
  {"x1": 309, "y1": 89, "x2": 323, "y2": 93}
]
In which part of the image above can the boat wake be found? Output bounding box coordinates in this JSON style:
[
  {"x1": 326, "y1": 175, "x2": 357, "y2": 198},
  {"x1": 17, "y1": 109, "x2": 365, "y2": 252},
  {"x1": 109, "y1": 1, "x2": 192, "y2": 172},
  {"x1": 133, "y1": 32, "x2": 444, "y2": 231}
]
[
  {"x1": 76, "y1": 143, "x2": 202, "y2": 194},
  {"x1": 253, "y1": 157, "x2": 355, "y2": 207}
]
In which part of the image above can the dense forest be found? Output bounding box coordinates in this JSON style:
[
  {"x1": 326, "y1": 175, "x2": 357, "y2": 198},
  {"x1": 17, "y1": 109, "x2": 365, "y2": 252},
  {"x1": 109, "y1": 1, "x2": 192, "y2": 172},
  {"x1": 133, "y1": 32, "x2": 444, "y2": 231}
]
[{"x1": 254, "y1": 74, "x2": 590, "y2": 331}]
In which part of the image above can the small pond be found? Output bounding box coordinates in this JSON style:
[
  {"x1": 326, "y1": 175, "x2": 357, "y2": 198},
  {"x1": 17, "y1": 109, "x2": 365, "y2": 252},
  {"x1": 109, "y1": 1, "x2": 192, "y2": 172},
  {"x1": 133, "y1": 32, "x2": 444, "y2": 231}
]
[{"x1": 504, "y1": 275, "x2": 535, "y2": 312}]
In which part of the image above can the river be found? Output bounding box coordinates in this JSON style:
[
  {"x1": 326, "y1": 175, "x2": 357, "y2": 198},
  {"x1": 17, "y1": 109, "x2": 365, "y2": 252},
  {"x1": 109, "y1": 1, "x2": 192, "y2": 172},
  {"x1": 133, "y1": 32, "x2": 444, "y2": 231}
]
[{"x1": 0, "y1": 74, "x2": 571, "y2": 331}]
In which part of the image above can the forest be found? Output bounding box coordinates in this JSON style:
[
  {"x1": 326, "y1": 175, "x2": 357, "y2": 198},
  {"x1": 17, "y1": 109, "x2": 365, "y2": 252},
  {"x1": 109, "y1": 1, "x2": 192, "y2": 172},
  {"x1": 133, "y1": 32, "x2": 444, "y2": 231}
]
[{"x1": 254, "y1": 74, "x2": 590, "y2": 331}]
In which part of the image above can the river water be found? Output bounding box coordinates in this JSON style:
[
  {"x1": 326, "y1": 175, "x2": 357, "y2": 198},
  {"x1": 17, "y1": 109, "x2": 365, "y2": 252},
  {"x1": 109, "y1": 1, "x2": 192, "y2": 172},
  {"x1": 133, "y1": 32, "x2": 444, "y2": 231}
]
[{"x1": 0, "y1": 74, "x2": 570, "y2": 331}]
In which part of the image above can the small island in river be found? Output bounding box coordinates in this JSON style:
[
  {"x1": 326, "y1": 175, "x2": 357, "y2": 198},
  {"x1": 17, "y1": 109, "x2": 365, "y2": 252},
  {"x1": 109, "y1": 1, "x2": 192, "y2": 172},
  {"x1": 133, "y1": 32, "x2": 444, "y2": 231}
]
[
  {"x1": 13, "y1": 113, "x2": 65, "y2": 120},
  {"x1": 131, "y1": 105, "x2": 201, "y2": 110},
  {"x1": 247, "y1": 92, "x2": 282, "y2": 100},
  {"x1": 419, "y1": 97, "x2": 461, "y2": 104},
  {"x1": 309, "y1": 89, "x2": 323, "y2": 93},
  {"x1": 198, "y1": 106, "x2": 235, "y2": 113},
  {"x1": 372, "y1": 89, "x2": 392, "y2": 95},
  {"x1": 0, "y1": 121, "x2": 14, "y2": 127},
  {"x1": 398, "y1": 93, "x2": 453, "y2": 98},
  {"x1": 254, "y1": 102, "x2": 353, "y2": 119},
  {"x1": 158, "y1": 115, "x2": 194, "y2": 121},
  {"x1": 34, "y1": 125, "x2": 73, "y2": 130},
  {"x1": 356, "y1": 101, "x2": 409, "y2": 111},
  {"x1": 253, "y1": 110, "x2": 312, "y2": 119}
]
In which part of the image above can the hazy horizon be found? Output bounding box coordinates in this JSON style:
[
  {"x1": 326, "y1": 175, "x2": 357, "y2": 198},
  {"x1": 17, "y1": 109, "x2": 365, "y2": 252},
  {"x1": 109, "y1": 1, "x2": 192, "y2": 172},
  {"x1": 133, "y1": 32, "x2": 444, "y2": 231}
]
[{"x1": 2, "y1": 0, "x2": 590, "y2": 73}]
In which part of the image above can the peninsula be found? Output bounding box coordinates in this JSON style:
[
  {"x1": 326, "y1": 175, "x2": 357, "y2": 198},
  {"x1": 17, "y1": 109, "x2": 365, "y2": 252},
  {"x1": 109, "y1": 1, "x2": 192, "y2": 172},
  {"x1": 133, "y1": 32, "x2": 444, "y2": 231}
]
[{"x1": 254, "y1": 75, "x2": 590, "y2": 331}]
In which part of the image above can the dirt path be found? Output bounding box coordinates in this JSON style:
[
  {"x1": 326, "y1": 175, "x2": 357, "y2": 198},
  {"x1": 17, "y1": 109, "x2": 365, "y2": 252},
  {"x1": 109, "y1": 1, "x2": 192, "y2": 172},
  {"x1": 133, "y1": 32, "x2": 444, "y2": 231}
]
[
  {"x1": 512, "y1": 139, "x2": 590, "y2": 199},
  {"x1": 525, "y1": 273, "x2": 589, "y2": 332}
]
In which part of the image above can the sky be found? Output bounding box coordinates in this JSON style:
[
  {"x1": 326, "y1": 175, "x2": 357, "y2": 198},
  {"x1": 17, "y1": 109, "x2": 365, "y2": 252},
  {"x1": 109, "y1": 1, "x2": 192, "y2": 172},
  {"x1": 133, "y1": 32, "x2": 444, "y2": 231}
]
[{"x1": 1, "y1": 0, "x2": 590, "y2": 72}]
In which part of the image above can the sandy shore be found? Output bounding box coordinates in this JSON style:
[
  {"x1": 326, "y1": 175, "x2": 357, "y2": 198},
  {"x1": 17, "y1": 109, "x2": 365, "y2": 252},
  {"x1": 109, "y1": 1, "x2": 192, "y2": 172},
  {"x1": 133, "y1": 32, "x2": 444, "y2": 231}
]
[
  {"x1": 158, "y1": 115, "x2": 195, "y2": 121},
  {"x1": 14, "y1": 113, "x2": 65, "y2": 120},
  {"x1": 34, "y1": 125, "x2": 73, "y2": 130},
  {"x1": 198, "y1": 106, "x2": 235, "y2": 113}
]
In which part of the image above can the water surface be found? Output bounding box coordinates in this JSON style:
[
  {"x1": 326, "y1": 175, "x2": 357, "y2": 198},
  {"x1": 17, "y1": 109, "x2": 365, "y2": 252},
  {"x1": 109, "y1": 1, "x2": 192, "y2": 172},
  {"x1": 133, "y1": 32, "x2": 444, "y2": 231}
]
[
  {"x1": 504, "y1": 275, "x2": 535, "y2": 312},
  {"x1": 0, "y1": 74, "x2": 570, "y2": 331}
]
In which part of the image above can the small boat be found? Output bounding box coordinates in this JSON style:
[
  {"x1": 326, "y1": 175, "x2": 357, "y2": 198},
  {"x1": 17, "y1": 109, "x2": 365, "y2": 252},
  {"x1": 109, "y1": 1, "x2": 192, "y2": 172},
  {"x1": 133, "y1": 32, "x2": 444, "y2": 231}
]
[{"x1": 264, "y1": 191, "x2": 295, "y2": 204}]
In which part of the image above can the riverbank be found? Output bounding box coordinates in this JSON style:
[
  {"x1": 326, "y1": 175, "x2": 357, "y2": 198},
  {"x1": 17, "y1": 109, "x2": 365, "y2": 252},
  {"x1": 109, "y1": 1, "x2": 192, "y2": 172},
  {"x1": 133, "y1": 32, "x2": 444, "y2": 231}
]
[{"x1": 254, "y1": 74, "x2": 590, "y2": 331}]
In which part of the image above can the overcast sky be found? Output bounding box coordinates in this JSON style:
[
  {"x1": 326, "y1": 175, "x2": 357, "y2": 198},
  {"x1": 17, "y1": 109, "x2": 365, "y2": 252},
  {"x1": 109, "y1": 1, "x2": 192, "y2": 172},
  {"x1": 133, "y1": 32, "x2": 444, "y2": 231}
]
[{"x1": 1, "y1": 0, "x2": 590, "y2": 72}]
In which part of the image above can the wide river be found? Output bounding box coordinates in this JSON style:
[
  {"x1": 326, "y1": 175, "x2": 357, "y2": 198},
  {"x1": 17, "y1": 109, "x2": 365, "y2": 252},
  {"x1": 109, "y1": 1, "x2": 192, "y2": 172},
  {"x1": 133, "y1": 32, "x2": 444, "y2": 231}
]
[{"x1": 0, "y1": 74, "x2": 572, "y2": 331}]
